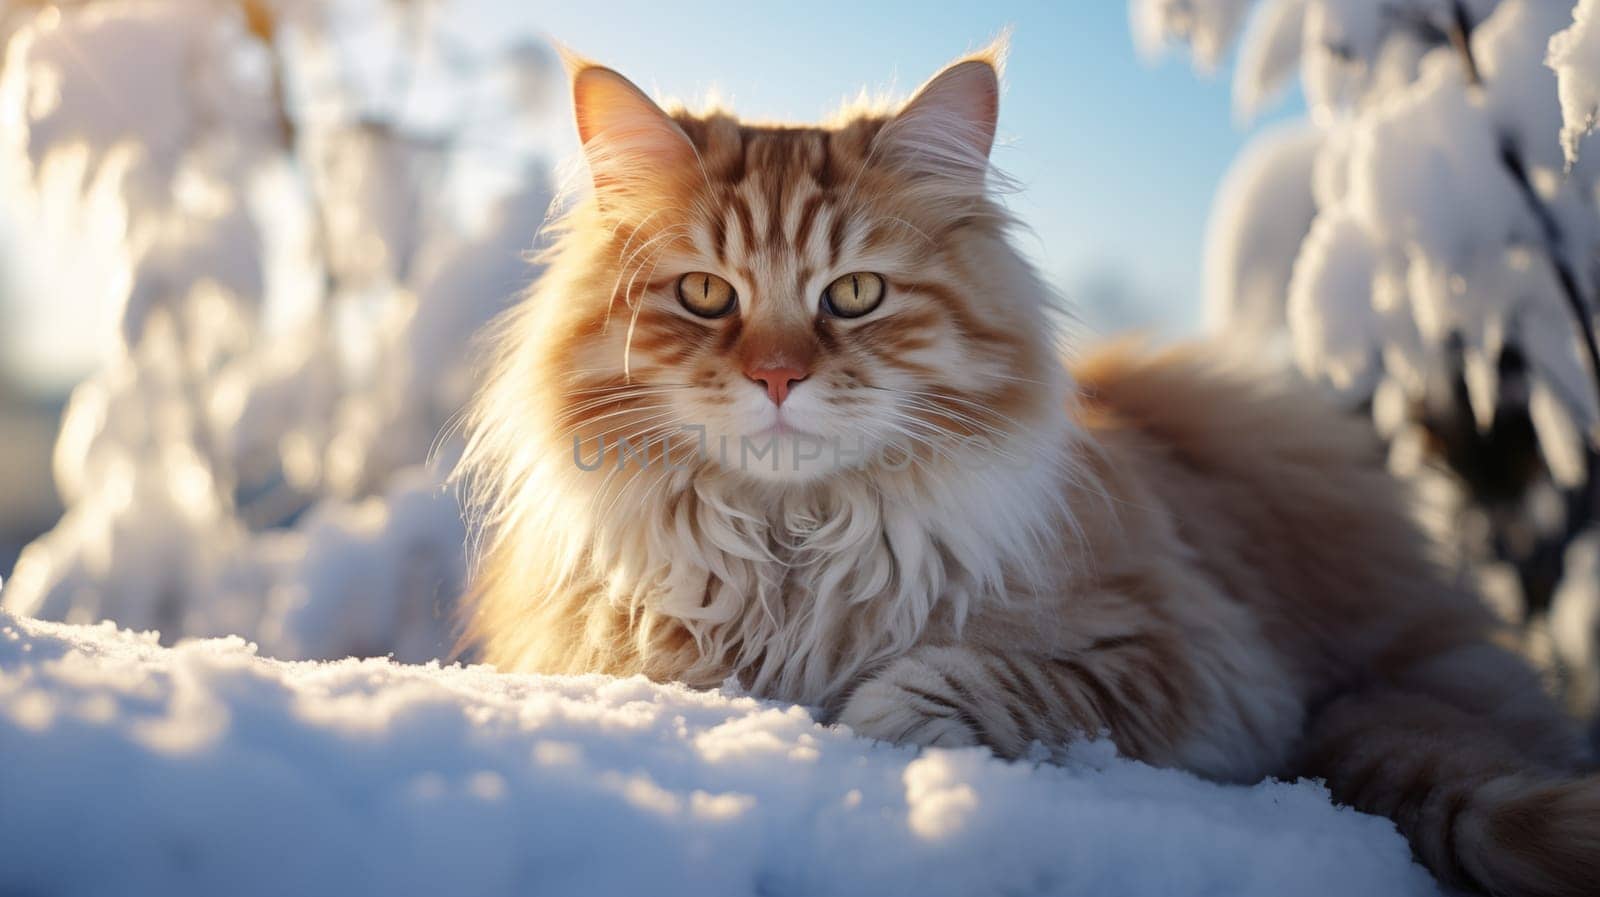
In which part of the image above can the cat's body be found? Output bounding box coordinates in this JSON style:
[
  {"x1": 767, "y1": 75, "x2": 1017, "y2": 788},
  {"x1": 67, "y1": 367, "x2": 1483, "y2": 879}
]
[{"x1": 460, "y1": 44, "x2": 1598, "y2": 896}]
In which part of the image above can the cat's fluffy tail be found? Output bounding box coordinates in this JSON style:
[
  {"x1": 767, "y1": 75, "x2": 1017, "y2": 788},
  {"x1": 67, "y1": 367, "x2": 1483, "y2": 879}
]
[
  {"x1": 1454, "y1": 774, "x2": 1600, "y2": 897},
  {"x1": 1301, "y1": 681, "x2": 1597, "y2": 897}
]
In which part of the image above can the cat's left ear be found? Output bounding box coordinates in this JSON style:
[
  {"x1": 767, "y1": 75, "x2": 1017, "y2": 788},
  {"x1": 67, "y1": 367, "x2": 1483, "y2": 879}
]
[
  {"x1": 566, "y1": 53, "x2": 699, "y2": 200},
  {"x1": 877, "y1": 39, "x2": 1005, "y2": 185}
]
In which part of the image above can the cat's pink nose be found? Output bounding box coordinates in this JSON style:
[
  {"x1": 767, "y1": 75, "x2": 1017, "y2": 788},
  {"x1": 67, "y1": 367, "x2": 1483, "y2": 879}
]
[{"x1": 744, "y1": 364, "x2": 808, "y2": 406}]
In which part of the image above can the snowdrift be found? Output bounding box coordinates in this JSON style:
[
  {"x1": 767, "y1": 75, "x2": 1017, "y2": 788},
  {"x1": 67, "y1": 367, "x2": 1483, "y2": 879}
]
[{"x1": 0, "y1": 609, "x2": 1440, "y2": 897}]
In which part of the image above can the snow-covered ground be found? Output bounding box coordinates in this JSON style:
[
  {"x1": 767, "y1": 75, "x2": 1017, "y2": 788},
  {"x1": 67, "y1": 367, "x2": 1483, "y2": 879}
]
[{"x1": 0, "y1": 608, "x2": 1441, "y2": 897}]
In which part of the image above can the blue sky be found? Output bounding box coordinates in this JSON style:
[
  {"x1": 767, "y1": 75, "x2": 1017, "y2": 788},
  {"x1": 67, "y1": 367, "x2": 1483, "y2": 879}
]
[{"x1": 466, "y1": 0, "x2": 1299, "y2": 336}]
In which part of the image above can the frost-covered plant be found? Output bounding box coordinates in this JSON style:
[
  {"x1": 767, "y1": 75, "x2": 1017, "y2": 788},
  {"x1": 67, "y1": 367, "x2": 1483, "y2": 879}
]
[
  {"x1": 0, "y1": 0, "x2": 557, "y2": 661},
  {"x1": 1133, "y1": 0, "x2": 1600, "y2": 720}
]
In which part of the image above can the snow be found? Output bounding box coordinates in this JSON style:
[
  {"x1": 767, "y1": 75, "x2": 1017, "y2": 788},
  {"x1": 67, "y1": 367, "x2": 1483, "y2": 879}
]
[
  {"x1": 1203, "y1": 120, "x2": 1321, "y2": 338},
  {"x1": 1478, "y1": 0, "x2": 1587, "y2": 178},
  {"x1": 1549, "y1": 529, "x2": 1600, "y2": 717},
  {"x1": 0, "y1": 1, "x2": 554, "y2": 663},
  {"x1": 1287, "y1": 209, "x2": 1384, "y2": 397},
  {"x1": 1549, "y1": 0, "x2": 1600, "y2": 166},
  {"x1": 0, "y1": 2, "x2": 275, "y2": 209},
  {"x1": 0, "y1": 608, "x2": 1442, "y2": 897},
  {"x1": 1174, "y1": 0, "x2": 1600, "y2": 425},
  {"x1": 1232, "y1": 0, "x2": 1307, "y2": 121},
  {"x1": 1130, "y1": 0, "x2": 1253, "y2": 70},
  {"x1": 1257, "y1": 0, "x2": 1600, "y2": 423}
]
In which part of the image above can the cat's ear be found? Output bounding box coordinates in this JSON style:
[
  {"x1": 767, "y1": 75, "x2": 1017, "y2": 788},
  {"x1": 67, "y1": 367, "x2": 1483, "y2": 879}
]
[
  {"x1": 568, "y1": 59, "x2": 698, "y2": 197},
  {"x1": 877, "y1": 42, "x2": 1004, "y2": 187}
]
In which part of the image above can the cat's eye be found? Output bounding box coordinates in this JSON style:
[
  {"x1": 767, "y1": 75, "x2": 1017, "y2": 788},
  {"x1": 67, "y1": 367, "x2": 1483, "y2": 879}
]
[
  {"x1": 822, "y1": 272, "x2": 885, "y2": 318},
  {"x1": 677, "y1": 272, "x2": 738, "y2": 318}
]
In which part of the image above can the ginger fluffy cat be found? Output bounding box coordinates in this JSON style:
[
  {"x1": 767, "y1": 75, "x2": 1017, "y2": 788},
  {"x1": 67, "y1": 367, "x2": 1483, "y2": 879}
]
[{"x1": 457, "y1": 42, "x2": 1599, "y2": 896}]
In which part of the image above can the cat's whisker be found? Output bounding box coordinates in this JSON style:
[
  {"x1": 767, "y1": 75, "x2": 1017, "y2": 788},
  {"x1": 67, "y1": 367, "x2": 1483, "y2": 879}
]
[
  {"x1": 586, "y1": 422, "x2": 688, "y2": 523},
  {"x1": 886, "y1": 395, "x2": 1019, "y2": 447},
  {"x1": 892, "y1": 389, "x2": 1034, "y2": 440},
  {"x1": 562, "y1": 405, "x2": 682, "y2": 440},
  {"x1": 611, "y1": 207, "x2": 682, "y2": 261},
  {"x1": 620, "y1": 238, "x2": 679, "y2": 310},
  {"x1": 556, "y1": 377, "x2": 692, "y2": 395},
  {"x1": 576, "y1": 415, "x2": 681, "y2": 508},
  {"x1": 620, "y1": 241, "x2": 679, "y2": 382},
  {"x1": 877, "y1": 417, "x2": 982, "y2": 470},
  {"x1": 604, "y1": 226, "x2": 690, "y2": 322},
  {"x1": 427, "y1": 406, "x2": 471, "y2": 471},
  {"x1": 973, "y1": 370, "x2": 1051, "y2": 387},
  {"x1": 615, "y1": 224, "x2": 690, "y2": 278},
  {"x1": 865, "y1": 214, "x2": 934, "y2": 247},
  {"x1": 600, "y1": 436, "x2": 691, "y2": 521},
  {"x1": 557, "y1": 388, "x2": 693, "y2": 415},
  {"x1": 558, "y1": 391, "x2": 690, "y2": 413},
  {"x1": 606, "y1": 226, "x2": 690, "y2": 322}
]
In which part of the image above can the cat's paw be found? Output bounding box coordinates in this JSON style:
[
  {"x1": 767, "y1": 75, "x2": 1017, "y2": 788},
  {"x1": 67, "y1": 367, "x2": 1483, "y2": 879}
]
[{"x1": 836, "y1": 657, "x2": 982, "y2": 749}]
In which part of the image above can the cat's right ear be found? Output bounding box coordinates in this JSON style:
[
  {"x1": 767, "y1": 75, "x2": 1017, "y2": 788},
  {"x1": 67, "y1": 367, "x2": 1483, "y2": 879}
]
[
  {"x1": 569, "y1": 61, "x2": 698, "y2": 198},
  {"x1": 874, "y1": 38, "x2": 1006, "y2": 193}
]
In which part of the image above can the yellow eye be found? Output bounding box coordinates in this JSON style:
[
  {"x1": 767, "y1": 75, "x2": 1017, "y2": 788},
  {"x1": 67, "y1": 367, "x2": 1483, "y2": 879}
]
[
  {"x1": 676, "y1": 272, "x2": 738, "y2": 318},
  {"x1": 822, "y1": 272, "x2": 885, "y2": 318}
]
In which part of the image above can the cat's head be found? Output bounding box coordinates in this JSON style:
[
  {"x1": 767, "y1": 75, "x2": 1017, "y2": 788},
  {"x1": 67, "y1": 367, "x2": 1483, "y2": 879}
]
[{"x1": 533, "y1": 42, "x2": 1066, "y2": 484}]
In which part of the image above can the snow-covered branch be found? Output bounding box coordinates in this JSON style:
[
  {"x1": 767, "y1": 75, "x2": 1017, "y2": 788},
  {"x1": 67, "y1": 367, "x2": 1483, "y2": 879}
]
[
  {"x1": 1549, "y1": 0, "x2": 1600, "y2": 166},
  {"x1": 1139, "y1": 0, "x2": 1600, "y2": 726},
  {"x1": 0, "y1": 0, "x2": 559, "y2": 662}
]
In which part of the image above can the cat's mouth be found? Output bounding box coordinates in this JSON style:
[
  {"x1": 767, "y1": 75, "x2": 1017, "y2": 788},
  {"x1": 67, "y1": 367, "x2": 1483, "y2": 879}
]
[
  {"x1": 713, "y1": 410, "x2": 864, "y2": 482},
  {"x1": 739, "y1": 386, "x2": 829, "y2": 441},
  {"x1": 746, "y1": 417, "x2": 820, "y2": 440}
]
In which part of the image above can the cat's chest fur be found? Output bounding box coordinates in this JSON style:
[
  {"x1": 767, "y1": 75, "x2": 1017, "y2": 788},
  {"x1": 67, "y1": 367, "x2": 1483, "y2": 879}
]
[{"x1": 620, "y1": 450, "x2": 1073, "y2": 705}]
